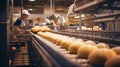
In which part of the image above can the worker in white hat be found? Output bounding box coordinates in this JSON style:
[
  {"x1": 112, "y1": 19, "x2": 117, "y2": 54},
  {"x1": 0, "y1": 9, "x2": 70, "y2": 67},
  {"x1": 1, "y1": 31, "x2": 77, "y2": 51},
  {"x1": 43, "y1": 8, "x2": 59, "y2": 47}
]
[
  {"x1": 22, "y1": 9, "x2": 31, "y2": 16},
  {"x1": 13, "y1": 9, "x2": 31, "y2": 32},
  {"x1": 14, "y1": 9, "x2": 30, "y2": 26}
]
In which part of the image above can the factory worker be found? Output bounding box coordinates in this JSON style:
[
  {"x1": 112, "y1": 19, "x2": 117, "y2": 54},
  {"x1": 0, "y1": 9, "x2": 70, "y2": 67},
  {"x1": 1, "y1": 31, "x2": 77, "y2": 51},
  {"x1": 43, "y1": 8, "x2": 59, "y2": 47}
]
[
  {"x1": 13, "y1": 9, "x2": 30, "y2": 31},
  {"x1": 41, "y1": 17, "x2": 50, "y2": 26},
  {"x1": 34, "y1": 17, "x2": 42, "y2": 26},
  {"x1": 56, "y1": 15, "x2": 65, "y2": 29},
  {"x1": 28, "y1": 19, "x2": 34, "y2": 26},
  {"x1": 66, "y1": 3, "x2": 75, "y2": 20}
]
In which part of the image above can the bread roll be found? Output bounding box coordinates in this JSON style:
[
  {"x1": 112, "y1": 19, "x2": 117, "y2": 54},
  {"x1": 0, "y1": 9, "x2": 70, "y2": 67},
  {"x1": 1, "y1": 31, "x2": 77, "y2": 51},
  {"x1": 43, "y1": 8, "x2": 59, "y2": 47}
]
[
  {"x1": 77, "y1": 26, "x2": 88, "y2": 31},
  {"x1": 88, "y1": 48, "x2": 117, "y2": 65},
  {"x1": 76, "y1": 39, "x2": 85, "y2": 43},
  {"x1": 39, "y1": 26, "x2": 51, "y2": 32},
  {"x1": 85, "y1": 40, "x2": 96, "y2": 45},
  {"x1": 11, "y1": 46, "x2": 16, "y2": 51},
  {"x1": 99, "y1": 28, "x2": 102, "y2": 31},
  {"x1": 66, "y1": 38, "x2": 77, "y2": 50},
  {"x1": 56, "y1": 36, "x2": 69, "y2": 46},
  {"x1": 60, "y1": 39, "x2": 73, "y2": 49},
  {"x1": 93, "y1": 26, "x2": 102, "y2": 31},
  {"x1": 105, "y1": 55, "x2": 120, "y2": 67},
  {"x1": 96, "y1": 43, "x2": 110, "y2": 49},
  {"x1": 39, "y1": 27, "x2": 46, "y2": 32},
  {"x1": 44, "y1": 27, "x2": 51, "y2": 32},
  {"x1": 50, "y1": 34, "x2": 60, "y2": 43},
  {"x1": 37, "y1": 31, "x2": 44, "y2": 36},
  {"x1": 51, "y1": 36, "x2": 58, "y2": 43},
  {"x1": 87, "y1": 28, "x2": 92, "y2": 31},
  {"x1": 93, "y1": 26, "x2": 99, "y2": 28},
  {"x1": 31, "y1": 27, "x2": 40, "y2": 33},
  {"x1": 33, "y1": 26, "x2": 41, "y2": 29},
  {"x1": 93, "y1": 26, "x2": 99, "y2": 31},
  {"x1": 31, "y1": 26, "x2": 41, "y2": 33},
  {"x1": 82, "y1": 26, "x2": 88, "y2": 31},
  {"x1": 68, "y1": 42, "x2": 85, "y2": 54},
  {"x1": 60, "y1": 37, "x2": 75, "y2": 49},
  {"x1": 77, "y1": 45, "x2": 98, "y2": 58},
  {"x1": 112, "y1": 47, "x2": 120, "y2": 55}
]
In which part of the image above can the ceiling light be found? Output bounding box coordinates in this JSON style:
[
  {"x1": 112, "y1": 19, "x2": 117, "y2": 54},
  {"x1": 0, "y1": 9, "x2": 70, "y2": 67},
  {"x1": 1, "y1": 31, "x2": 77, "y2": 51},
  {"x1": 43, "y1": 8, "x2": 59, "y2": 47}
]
[
  {"x1": 75, "y1": 16, "x2": 79, "y2": 18},
  {"x1": 81, "y1": 14, "x2": 85, "y2": 18},
  {"x1": 75, "y1": 14, "x2": 85, "y2": 18},
  {"x1": 29, "y1": 0, "x2": 35, "y2": 2},
  {"x1": 28, "y1": 9, "x2": 33, "y2": 11}
]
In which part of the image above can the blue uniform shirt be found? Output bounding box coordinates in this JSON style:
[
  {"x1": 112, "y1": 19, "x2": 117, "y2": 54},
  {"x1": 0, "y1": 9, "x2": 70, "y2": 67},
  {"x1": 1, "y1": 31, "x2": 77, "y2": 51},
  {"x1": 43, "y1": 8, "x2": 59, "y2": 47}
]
[{"x1": 14, "y1": 17, "x2": 22, "y2": 26}]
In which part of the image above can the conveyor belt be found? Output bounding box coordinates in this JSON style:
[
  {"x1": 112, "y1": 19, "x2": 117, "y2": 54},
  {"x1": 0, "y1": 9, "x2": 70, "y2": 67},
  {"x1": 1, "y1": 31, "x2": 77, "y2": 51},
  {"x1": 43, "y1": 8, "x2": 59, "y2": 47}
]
[
  {"x1": 31, "y1": 34, "x2": 80, "y2": 67},
  {"x1": 52, "y1": 30, "x2": 120, "y2": 45},
  {"x1": 31, "y1": 37, "x2": 61, "y2": 67},
  {"x1": 31, "y1": 33, "x2": 105, "y2": 67},
  {"x1": 59, "y1": 29, "x2": 120, "y2": 38}
]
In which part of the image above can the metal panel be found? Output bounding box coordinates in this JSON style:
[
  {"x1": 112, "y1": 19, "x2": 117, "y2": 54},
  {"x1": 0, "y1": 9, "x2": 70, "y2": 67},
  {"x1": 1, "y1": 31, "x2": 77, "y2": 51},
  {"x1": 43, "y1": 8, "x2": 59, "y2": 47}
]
[{"x1": 0, "y1": 0, "x2": 9, "y2": 67}]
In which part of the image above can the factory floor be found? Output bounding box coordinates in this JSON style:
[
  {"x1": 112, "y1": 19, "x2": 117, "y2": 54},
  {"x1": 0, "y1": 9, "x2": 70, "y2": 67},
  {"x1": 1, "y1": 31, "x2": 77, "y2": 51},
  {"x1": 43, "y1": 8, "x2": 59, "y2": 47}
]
[{"x1": 9, "y1": 42, "x2": 36, "y2": 67}]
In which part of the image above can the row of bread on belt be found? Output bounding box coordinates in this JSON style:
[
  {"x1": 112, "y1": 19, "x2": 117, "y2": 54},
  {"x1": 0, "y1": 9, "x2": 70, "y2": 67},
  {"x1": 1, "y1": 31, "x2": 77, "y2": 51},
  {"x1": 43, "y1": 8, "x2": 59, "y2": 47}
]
[{"x1": 31, "y1": 26, "x2": 120, "y2": 67}]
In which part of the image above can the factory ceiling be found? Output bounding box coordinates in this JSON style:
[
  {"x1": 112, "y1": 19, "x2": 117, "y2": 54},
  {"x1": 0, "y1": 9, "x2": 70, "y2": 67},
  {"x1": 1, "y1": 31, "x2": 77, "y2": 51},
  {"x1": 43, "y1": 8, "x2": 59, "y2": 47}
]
[{"x1": 13, "y1": 0, "x2": 74, "y2": 14}]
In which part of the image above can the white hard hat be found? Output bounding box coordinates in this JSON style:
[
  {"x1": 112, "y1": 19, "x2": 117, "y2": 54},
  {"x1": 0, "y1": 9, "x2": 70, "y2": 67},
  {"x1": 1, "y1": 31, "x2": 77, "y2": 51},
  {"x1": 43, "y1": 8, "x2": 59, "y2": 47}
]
[{"x1": 22, "y1": 9, "x2": 30, "y2": 15}]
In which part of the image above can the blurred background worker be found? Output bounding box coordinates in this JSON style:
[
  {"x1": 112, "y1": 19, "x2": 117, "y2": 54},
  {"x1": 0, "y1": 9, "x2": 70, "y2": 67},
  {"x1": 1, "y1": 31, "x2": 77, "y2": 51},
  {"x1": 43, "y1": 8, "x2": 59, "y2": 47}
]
[
  {"x1": 57, "y1": 15, "x2": 65, "y2": 29},
  {"x1": 34, "y1": 17, "x2": 42, "y2": 26},
  {"x1": 14, "y1": 9, "x2": 30, "y2": 27},
  {"x1": 13, "y1": 9, "x2": 31, "y2": 31},
  {"x1": 28, "y1": 19, "x2": 34, "y2": 26}
]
